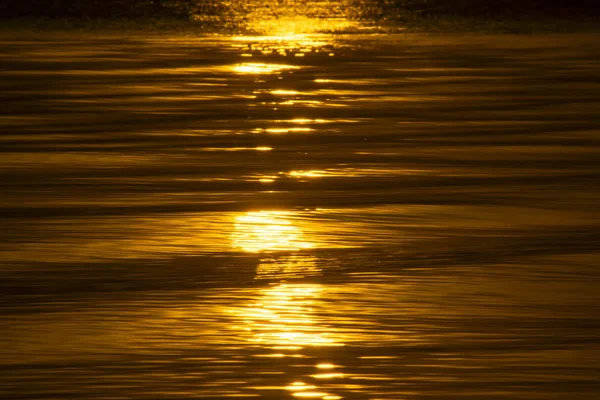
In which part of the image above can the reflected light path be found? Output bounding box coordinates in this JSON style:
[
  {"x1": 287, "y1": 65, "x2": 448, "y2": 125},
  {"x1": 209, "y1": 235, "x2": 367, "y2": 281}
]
[
  {"x1": 235, "y1": 0, "x2": 362, "y2": 36},
  {"x1": 231, "y1": 63, "x2": 300, "y2": 74},
  {"x1": 231, "y1": 211, "x2": 314, "y2": 252},
  {"x1": 230, "y1": 210, "x2": 344, "y2": 399},
  {"x1": 235, "y1": 282, "x2": 344, "y2": 399},
  {"x1": 246, "y1": 16, "x2": 357, "y2": 36},
  {"x1": 241, "y1": 283, "x2": 342, "y2": 349}
]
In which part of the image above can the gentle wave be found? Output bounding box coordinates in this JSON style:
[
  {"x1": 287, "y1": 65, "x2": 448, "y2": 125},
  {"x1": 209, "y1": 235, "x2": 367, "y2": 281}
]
[{"x1": 1, "y1": 32, "x2": 599, "y2": 399}]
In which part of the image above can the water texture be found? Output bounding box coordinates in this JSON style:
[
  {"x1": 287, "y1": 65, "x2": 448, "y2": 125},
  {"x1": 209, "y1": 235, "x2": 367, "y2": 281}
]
[{"x1": 1, "y1": 29, "x2": 600, "y2": 399}]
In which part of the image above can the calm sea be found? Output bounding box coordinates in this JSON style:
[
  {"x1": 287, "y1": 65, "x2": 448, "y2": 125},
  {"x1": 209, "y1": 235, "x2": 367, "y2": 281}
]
[{"x1": 1, "y1": 20, "x2": 600, "y2": 399}]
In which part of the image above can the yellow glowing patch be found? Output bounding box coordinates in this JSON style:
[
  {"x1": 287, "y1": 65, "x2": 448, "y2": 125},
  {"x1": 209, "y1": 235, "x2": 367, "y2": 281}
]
[
  {"x1": 253, "y1": 353, "x2": 285, "y2": 358},
  {"x1": 289, "y1": 170, "x2": 326, "y2": 178},
  {"x1": 288, "y1": 118, "x2": 328, "y2": 124},
  {"x1": 243, "y1": 15, "x2": 358, "y2": 35},
  {"x1": 233, "y1": 282, "x2": 343, "y2": 350},
  {"x1": 293, "y1": 392, "x2": 330, "y2": 398},
  {"x1": 199, "y1": 147, "x2": 272, "y2": 152},
  {"x1": 285, "y1": 382, "x2": 317, "y2": 391},
  {"x1": 265, "y1": 128, "x2": 288, "y2": 133},
  {"x1": 231, "y1": 211, "x2": 313, "y2": 252},
  {"x1": 316, "y1": 363, "x2": 335, "y2": 369},
  {"x1": 232, "y1": 34, "x2": 309, "y2": 43},
  {"x1": 263, "y1": 127, "x2": 312, "y2": 134},
  {"x1": 312, "y1": 373, "x2": 344, "y2": 379},
  {"x1": 271, "y1": 90, "x2": 300, "y2": 96},
  {"x1": 231, "y1": 63, "x2": 300, "y2": 74}
]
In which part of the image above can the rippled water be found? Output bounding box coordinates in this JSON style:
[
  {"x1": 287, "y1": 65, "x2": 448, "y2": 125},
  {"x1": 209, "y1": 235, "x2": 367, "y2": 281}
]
[{"x1": 1, "y1": 28, "x2": 600, "y2": 399}]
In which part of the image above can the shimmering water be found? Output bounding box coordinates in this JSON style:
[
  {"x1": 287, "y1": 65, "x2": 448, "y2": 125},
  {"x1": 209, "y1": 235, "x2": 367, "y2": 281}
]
[{"x1": 1, "y1": 29, "x2": 600, "y2": 399}]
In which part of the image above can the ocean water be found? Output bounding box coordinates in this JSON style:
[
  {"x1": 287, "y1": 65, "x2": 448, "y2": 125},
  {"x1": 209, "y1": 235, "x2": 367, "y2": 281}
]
[{"x1": 1, "y1": 26, "x2": 600, "y2": 399}]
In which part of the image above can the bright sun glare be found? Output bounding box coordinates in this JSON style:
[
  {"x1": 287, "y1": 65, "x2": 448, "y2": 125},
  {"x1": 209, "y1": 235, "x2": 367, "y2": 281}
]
[
  {"x1": 231, "y1": 211, "x2": 314, "y2": 252},
  {"x1": 253, "y1": 17, "x2": 355, "y2": 35},
  {"x1": 231, "y1": 62, "x2": 300, "y2": 74},
  {"x1": 233, "y1": 282, "x2": 343, "y2": 398}
]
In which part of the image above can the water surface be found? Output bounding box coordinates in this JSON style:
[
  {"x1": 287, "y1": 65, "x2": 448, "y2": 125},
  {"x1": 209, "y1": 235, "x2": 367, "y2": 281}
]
[{"x1": 1, "y1": 30, "x2": 600, "y2": 399}]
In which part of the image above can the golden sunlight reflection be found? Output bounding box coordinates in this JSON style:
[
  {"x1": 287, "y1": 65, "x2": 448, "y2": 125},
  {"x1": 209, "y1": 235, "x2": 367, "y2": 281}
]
[
  {"x1": 270, "y1": 89, "x2": 300, "y2": 96},
  {"x1": 316, "y1": 363, "x2": 336, "y2": 370},
  {"x1": 229, "y1": 20, "x2": 344, "y2": 68},
  {"x1": 286, "y1": 382, "x2": 317, "y2": 391},
  {"x1": 231, "y1": 211, "x2": 313, "y2": 252},
  {"x1": 229, "y1": 210, "x2": 347, "y2": 399},
  {"x1": 248, "y1": 16, "x2": 357, "y2": 36},
  {"x1": 293, "y1": 392, "x2": 331, "y2": 398},
  {"x1": 232, "y1": 34, "x2": 330, "y2": 47},
  {"x1": 265, "y1": 167, "x2": 428, "y2": 183},
  {"x1": 232, "y1": 281, "x2": 344, "y2": 399},
  {"x1": 252, "y1": 127, "x2": 313, "y2": 134},
  {"x1": 236, "y1": 0, "x2": 364, "y2": 35},
  {"x1": 287, "y1": 118, "x2": 328, "y2": 124},
  {"x1": 270, "y1": 127, "x2": 312, "y2": 133},
  {"x1": 235, "y1": 282, "x2": 343, "y2": 349},
  {"x1": 199, "y1": 146, "x2": 272, "y2": 152},
  {"x1": 288, "y1": 170, "x2": 327, "y2": 178},
  {"x1": 231, "y1": 63, "x2": 300, "y2": 74},
  {"x1": 219, "y1": 0, "x2": 366, "y2": 35},
  {"x1": 312, "y1": 373, "x2": 345, "y2": 379}
]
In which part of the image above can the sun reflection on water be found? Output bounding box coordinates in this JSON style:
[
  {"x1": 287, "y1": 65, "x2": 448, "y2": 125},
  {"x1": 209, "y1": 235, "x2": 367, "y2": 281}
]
[
  {"x1": 231, "y1": 63, "x2": 300, "y2": 74},
  {"x1": 231, "y1": 211, "x2": 313, "y2": 253},
  {"x1": 230, "y1": 210, "x2": 344, "y2": 399},
  {"x1": 235, "y1": 282, "x2": 344, "y2": 398},
  {"x1": 258, "y1": 283, "x2": 344, "y2": 352},
  {"x1": 247, "y1": 16, "x2": 357, "y2": 36},
  {"x1": 288, "y1": 170, "x2": 327, "y2": 178},
  {"x1": 242, "y1": 283, "x2": 342, "y2": 348}
]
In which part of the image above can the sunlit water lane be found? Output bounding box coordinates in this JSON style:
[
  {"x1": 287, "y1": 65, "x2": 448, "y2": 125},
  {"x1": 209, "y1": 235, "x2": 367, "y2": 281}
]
[
  {"x1": 2, "y1": 262, "x2": 599, "y2": 399},
  {"x1": 1, "y1": 31, "x2": 600, "y2": 399}
]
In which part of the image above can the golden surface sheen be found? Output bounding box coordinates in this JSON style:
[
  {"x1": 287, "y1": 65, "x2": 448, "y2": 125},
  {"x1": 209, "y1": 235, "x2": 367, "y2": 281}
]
[{"x1": 1, "y1": 17, "x2": 600, "y2": 400}]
